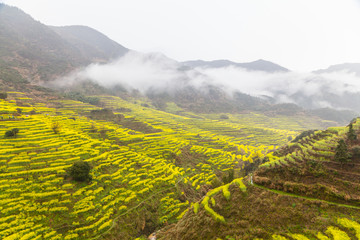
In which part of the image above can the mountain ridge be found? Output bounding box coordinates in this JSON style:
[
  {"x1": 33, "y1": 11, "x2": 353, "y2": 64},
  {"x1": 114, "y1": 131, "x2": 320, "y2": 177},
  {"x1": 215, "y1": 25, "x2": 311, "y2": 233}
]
[
  {"x1": 182, "y1": 58, "x2": 289, "y2": 72},
  {"x1": 49, "y1": 25, "x2": 129, "y2": 62},
  {"x1": 314, "y1": 62, "x2": 360, "y2": 76},
  {"x1": 0, "y1": 4, "x2": 128, "y2": 84}
]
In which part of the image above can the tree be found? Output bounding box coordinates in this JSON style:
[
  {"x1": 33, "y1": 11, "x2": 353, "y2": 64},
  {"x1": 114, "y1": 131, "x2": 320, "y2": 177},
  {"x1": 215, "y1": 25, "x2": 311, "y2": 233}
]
[
  {"x1": 347, "y1": 123, "x2": 357, "y2": 141},
  {"x1": 4, "y1": 128, "x2": 19, "y2": 138},
  {"x1": 67, "y1": 161, "x2": 92, "y2": 182},
  {"x1": 12, "y1": 128, "x2": 19, "y2": 135},
  {"x1": 219, "y1": 114, "x2": 229, "y2": 120},
  {"x1": 334, "y1": 139, "x2": 351, "y2": 167},
  {"x1": 51, "y1": 122, "x2": 61, "y2": 134}
]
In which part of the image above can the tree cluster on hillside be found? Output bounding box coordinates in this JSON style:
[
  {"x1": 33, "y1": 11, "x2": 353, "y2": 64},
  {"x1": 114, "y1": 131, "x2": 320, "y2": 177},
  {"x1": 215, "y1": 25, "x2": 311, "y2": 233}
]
[
  {"x1": 347, "y1": 123, "x2": 357, "y2": 141},
  {"x1": 67, "y1": 160, "x2": 92, "y2": 182},
  {"x1": 334, "y1": 139, "x2": 351, "y2": 167},
  {"x1": 4, "y1": 128, "x2": 19, "y2": 137},
  {"x1": 64, "y1": 92, "x2": 100, "y2": 105}
]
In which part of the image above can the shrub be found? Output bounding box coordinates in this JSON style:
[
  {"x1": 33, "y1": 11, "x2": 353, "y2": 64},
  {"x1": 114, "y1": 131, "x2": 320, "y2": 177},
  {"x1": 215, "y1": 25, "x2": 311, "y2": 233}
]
[
  {"x1": 5, "y1": 130, "x2": 14, "y2": 137},
  {"x1": 351, "y1": 146, "x2": 360, "y2": 157},
  {"x1": 222, "y1": 169, "x2": 234, "y2": 184},
  {"x1": 51, "y1": 122, "x2": 61, "y2": 134},
  {"x1": 67, "y1": 161, "x2": 92, "y2": 182},
  {"x1": 4, "y1": 128, "x2": 19, "y2": 138},
  {"x1": 141, "y1": 103, "x2": 149, "y2": 107}
]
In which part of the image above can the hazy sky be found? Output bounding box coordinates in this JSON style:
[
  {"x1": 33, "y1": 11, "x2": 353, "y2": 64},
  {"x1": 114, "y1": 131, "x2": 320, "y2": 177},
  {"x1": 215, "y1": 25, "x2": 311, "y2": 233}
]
[{"x1": 2, "y1": 0, "x2": 360, "y2": 71}]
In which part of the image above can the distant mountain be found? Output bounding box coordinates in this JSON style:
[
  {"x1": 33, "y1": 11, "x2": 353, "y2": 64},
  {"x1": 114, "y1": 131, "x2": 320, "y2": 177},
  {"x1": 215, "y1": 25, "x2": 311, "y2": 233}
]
[
  {"x1": 0, "y1": 4, "x2": 128, "y2": 85},
  {"x1": 0, "y1": 4, "x2": 83, "y2": 83},
  {"x1": 50, "y1": 25, "x2": 128, "y2": 62},
  {"x1": 314, "y1": 63, "x2": 360, "y2": 76},
  {"x1": 182, "y1": 59, "x2": 289, "y2": 72}
]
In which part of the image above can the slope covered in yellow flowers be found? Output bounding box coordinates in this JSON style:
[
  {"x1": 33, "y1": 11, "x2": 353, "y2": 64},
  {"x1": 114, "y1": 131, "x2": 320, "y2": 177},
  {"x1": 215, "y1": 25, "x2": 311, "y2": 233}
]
[
  {"x1": 0, "y1": 92, "x2": 341, "y2": 239},
  {"x1": 158, "y1": 118, "x2": 360, "y2": 240}
]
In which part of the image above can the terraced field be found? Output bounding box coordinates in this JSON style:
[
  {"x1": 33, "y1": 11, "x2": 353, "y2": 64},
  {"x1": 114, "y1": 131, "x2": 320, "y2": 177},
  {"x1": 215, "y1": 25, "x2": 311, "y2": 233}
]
[
  {"x1": 156, "y1": 118, "x2": 360, "y2": 240},
  {"x1": 0, "y1": 93, "x2": 346, "y2": 239}
]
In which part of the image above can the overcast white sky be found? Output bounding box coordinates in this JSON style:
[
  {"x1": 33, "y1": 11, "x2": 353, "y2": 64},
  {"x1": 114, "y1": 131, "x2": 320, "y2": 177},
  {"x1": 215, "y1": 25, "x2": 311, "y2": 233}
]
[{"x1": 2, "y1": 0, "x2": 360, "y2": 71}]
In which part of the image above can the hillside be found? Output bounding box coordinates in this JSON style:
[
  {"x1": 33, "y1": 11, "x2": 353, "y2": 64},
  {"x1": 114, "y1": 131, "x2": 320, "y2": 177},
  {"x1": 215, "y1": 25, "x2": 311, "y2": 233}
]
[
  {"x1": 182, "y1": 59, "x2": 289, "y2": 72},
  {"x1": 0, "y1": 4, "x2": 360, "y2": 240},
  {"x1": 158, "y1": 120, "x2": 360, "y2": 240},
  {"x1": 0, "y1": 4, "x2": 127, "y2": 85},
  {"x1": 0, "y1": 90, "x2": 341, "y2": 240},
  {"x1": 49, "y1": 25, "x2": 128, "y2": 62},
  {"x1": 0, "y1": 3, "x2": 357, "y2": 125}
]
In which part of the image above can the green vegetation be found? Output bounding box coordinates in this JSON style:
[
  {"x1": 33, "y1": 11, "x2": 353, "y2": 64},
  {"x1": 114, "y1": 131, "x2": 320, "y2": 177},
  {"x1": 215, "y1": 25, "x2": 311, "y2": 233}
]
[
  {"x1": 1, "y1": 4, "x2": 359, "y2": 239},
  {"x1": 0, "y1": 91, "x2": 357, "y2": 239},
  {"x1": 159, "y1": 118, "x2": 360, "y2": 239},
  {"x1": 51, "y1": 121, "x2": 61, "y2": 134},
  {"x1": 334, "y1": 139, "x2": 351, "y2": 166},
  {"x1": 291, "y1": 129, "x2": 316, "y2": 143},
  {"x1": 67, "y1": 161, "x2": 92, "y2": 182},
  {"x1": 4, "y1": 128, "x2": 19, "y2": 137},
  {"x1": 64, "y1": 92, "x2": 100, "y2": 105},
  {"x1": 347, "y1": 123, "x2": 357, "y2": 141}
]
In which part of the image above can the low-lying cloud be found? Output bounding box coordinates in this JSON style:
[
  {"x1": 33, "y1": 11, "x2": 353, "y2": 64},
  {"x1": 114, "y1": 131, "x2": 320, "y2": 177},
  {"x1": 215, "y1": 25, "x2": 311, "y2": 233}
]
[
  {"x1": 50, "y1": 51, "x2": 210, "y2": 93},
  {"x1": 196, "y1": 67, "x2": 360, "y2": 110},
  {"x1": 50, "y1": 51, "x2": 360, "y2": 112}
]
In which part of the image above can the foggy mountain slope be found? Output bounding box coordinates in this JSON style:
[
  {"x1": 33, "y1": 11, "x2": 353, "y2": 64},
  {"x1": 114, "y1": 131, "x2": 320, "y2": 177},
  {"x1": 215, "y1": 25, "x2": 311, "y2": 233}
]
[
  {"x1": 0, "y1": 4, "x2": 86, "y2": 83},
  {"x1": 182, "y1": 59, "x2": 289, "y2": 72},
  {"x1": 48, "y1": 51, "x2": 356, "y2": 124},
  {"x1": 0, "y1": 4, "x2": 128, "y2": 84},
  {"x1": 49, "y1": 51, "x2": 271, "y2": 113},
  {"x1": 314, "y1": 62, "x2": 360, "y2": 76},
  {"x1": 194, "y1": 66, "x2": 360, "y2": 113},
  {"x1": 0, "y1": 3, "x2": 358, "y2": 124},
  {"x1": 49, "y1": 25, "x2": 129, "y2": 62}
]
